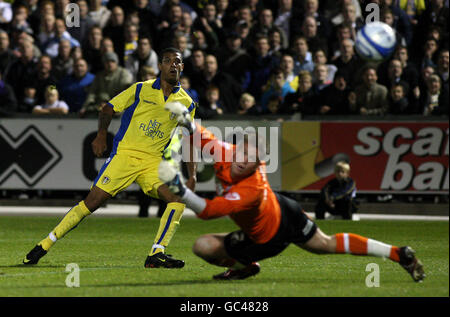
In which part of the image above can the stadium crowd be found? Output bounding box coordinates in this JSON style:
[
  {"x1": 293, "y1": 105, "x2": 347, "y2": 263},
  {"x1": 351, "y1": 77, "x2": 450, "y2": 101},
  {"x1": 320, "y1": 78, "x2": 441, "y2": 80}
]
[{"x1": 0, "y1": 0, "x2": 448, "y2": 118}]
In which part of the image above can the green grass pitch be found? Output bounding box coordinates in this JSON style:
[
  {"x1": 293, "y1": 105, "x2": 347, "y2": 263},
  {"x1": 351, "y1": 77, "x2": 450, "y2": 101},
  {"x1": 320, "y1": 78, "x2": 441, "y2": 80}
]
[{"x1": 0, "y1": 216, "x2": 448, "y2": 297}]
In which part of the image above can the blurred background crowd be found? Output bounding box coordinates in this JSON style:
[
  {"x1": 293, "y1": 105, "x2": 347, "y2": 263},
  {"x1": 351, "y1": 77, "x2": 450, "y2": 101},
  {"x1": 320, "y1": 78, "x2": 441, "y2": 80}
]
[{"x1": 0, "y1": 0, "x2": 448, "y2": 119}]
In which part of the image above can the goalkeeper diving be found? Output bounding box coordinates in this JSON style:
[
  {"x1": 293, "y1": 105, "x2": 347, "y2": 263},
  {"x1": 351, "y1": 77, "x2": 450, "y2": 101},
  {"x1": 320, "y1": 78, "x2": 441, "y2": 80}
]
[{"x1": 159, "y1": 124, "x2": 425, "y2": 281}]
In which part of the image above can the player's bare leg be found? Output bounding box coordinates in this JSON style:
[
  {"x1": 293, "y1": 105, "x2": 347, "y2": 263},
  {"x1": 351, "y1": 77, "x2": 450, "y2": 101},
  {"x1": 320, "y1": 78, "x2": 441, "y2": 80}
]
[
  {"x1": 144, "y1": 184, "x2": 186, "y2": 268},
  {"x1": 296, "y1": 228, "x2": 425, "y2": 282},
  {"x1": 192, "y1": 233, "x2": 260, "y2": 280},
  {"x1": 23, "y1": 186, "x2": 111, "y2": 265}
]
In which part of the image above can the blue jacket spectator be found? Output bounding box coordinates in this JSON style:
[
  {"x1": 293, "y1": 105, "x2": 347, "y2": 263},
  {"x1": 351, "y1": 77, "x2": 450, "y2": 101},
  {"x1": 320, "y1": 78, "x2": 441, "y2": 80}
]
[{"x1": 58, "y1": 58, "x2": 95, "y2": 113}]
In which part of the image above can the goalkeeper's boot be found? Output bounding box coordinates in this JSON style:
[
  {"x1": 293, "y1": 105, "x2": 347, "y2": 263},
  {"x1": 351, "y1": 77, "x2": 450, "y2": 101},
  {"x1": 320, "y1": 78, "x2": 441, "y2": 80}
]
[
  {"x1": 23, "y1": 245, "x2": 47, "y2": 265},
  {"x1": 144, "y1": 252, "x2": 185, "y2": 269},
  {"x1": 213, "y1": 262, "x2": 260, "y2": 280},
  {"x1": 398, "y1": 246, "x2": 425, "y2": 282}
]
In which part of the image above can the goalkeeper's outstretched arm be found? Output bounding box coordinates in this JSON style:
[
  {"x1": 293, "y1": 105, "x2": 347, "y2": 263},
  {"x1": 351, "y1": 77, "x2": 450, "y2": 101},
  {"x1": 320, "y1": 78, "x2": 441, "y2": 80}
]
[{"x1": 158, "y1": 160, "x2": 205, "y2": 214}]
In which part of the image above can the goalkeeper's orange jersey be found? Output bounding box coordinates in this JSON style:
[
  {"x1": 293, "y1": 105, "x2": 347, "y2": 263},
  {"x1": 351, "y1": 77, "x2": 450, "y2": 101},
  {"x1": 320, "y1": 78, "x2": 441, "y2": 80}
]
[{"x1": 193, "y1": 125, "x2": 281, "y2": 244}]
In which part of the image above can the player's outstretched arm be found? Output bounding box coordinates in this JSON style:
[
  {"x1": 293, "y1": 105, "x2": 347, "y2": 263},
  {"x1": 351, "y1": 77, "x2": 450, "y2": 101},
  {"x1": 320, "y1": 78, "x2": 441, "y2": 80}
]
[{"x1": 92, "y1": 104, "x2": 114, "y2": 157}]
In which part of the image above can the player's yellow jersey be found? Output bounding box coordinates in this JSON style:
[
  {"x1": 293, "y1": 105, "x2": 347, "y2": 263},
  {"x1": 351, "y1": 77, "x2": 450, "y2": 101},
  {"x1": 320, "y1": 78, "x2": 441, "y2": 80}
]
[{"x1": 107, "y1": 78, "x2": 196, "y2": 159}]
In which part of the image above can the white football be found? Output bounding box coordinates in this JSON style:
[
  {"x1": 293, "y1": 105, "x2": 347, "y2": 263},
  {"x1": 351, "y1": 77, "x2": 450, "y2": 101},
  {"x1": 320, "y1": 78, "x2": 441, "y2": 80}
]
[{"x1": 355, "y1": 22, "x2": 397, "y2": 61}]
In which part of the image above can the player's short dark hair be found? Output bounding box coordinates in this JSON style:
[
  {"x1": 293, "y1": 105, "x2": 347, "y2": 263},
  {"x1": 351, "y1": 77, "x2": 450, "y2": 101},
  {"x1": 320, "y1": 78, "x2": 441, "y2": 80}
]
[{"x1": 159, "y1": 47, "x2": 183, "y2": 63}]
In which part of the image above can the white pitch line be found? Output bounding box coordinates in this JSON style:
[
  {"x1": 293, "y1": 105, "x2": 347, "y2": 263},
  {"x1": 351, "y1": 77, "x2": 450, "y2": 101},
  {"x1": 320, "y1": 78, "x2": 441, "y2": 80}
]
[{"x1": 0, "y1": 206, "x2": 447, "y2": 221}]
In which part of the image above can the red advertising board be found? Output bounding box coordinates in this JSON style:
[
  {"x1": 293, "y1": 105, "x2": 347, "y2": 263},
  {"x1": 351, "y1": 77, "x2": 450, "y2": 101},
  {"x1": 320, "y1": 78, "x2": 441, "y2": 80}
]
[{"x1": 284, "y1": 121, "x2": 449, "y2": 193}]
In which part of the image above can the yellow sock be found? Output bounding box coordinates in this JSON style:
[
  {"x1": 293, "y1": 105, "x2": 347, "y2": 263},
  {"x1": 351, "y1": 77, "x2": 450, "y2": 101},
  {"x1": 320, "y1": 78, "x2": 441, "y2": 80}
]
[
  {"x1": 38, "y1": 201, "x2": 91, "y2": 251},
  {"x1": 150, "y1": 202, "x2": 185, "y2": 255}
]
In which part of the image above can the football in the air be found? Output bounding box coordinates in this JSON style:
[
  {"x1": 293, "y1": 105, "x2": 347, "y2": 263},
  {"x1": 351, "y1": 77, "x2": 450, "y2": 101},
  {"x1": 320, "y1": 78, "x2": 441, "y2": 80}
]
[{"x1": 355, "y1": 21, "x2": 397, "y2": 61}]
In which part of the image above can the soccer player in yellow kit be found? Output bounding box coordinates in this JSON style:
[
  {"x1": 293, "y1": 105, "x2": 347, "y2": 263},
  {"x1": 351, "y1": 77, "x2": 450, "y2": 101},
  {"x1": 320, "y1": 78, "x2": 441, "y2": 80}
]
[{"x1": 23, "y1": 48, "x2": 197, "y2": 268}]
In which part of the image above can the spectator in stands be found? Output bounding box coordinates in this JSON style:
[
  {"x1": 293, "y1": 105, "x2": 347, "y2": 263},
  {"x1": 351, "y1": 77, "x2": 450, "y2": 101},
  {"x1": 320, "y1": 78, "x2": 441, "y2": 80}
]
[
  {"x1": 316, "y1": 70, "x2": 351, "y2": 115},
  {"x1": 156, "y1": 4, "x2": 184, "y2": 52},
  {"x1": 313, "y1": 48, "x2": 337, "y2": 83},
  {"x1": 0, "y1": 30, "x2": 16, "y2": 76},
  {"x1": 260, "y1": 67, "x2": 295, "y2": 113},
  {"x1": 339, "y1": 2, "x2": 364, "y2": 38},
  {"x1": 0, "y1": 0, "x2": 13, "y2": 26},
  {"x1": 36, "y1": 12, "x2": 55, "y2": 49},
  {"x1": 266, "y1": 94, "x2": 283, "y2": 115},
  {"x1": 393, "y1": 45, "x2": 420, "y2": 92},
  {"x1": 100, "y1": 37, "x2": 115, "y2": 56},
  {"x1": 177, "y1": 12, "x2": 194, "y2": 51},
  {"x1": 281, "y1": 70, "x2": 318, "y2": 115},
  {"x1": 315, "y1": 161, "x2": 357, "y2": 220},
  {"x1": 102, "y1": 5, "x2": 125, "y2": 59},
  {"x1": 417, "y1": 0, "x2": 449, "y2": 50},
  {"x1": 302, "y1": 0, "x2": 332, "y2": 38},
  {"x1": 180, "y1": 74, "x2": 198, "y2": 103},
  {"x1": 191, "y1": 54, "x2": 241, "y2": 113},
  {"x1": 52, "y1": 38, "x2": 73, "y2": 81},
  {"x1": 349, "y1": 65, "x2": 389, "y2": 116},
  {"x1": 196, "y1": 84, "x2": 224, "y2": 119},
  {"x1": 436, "y1": 48, "x2": 449, "y2": 87},
  {"x1": 172, "y1": 33, "x2": 191, "y2": 60},
  {"x1": 249, "y1": 7, "x2": 288, "y2": 51},
  {"x1": 58, "y1": 58, "x2": 95, "y2": 113},
  {"x1": 331, "y1": 0, "x2": 363, "y2": 27},
  {"x1": 25, "y1": 54, "x2": 57, "y2": 106},
  {"x1": 183, "y1": 48, "x2": 205, "y2": 79},
  {"x1": 122, "y1": 23, "x2": 139, "y2": 64},
  {"x1": 379, "y1": 58, "x2": 411, "y2": 95},
  {"x1": 82, "y1": 25, "x2": 103, "y2": 74},
  {"x1": 0, "y1": 71, "x2": 17, "y2": 116},
  {"x1": 291, "y1": 36, "x2": 314, "y2": 75},
  {"x1": 8, "y1": 3, "x2": 34, "y2": 37},
  {"x1": 419, "y1": 37, "x2": 439, "y2": 69},
  {"x1": 332, "y1": 38, "x2": 363, "y2": 89},
  {"x1": 419, "y1": 74, "x2": 449, "y2": 116},
  {"x1": 88, "y1": 0, "x2": 111, "y2": 29},
  {"x1": 32, "y1": 85, "x2": 69, "y2": 115},
  {"x1": 80, "y1": 51, "x2": 132, "y2": 116},
  {"x1": 329, "y1": 23, "x2": 353, "y2": 61},
  {"x1": 215, "y1": 31, "x2": 251, "y2": 88},
  {"x1": 125, "y1": 36, "x2": 159, "y2": 81},
  {"x1": 4, "y1": 38, "x2": 38, "y2": 109},
  {"x1": 312, "y1": 63, "x2": 332, "y2": 93},
  {"x1": 238, "y1": 92, "x2": 261, "y2": 115},
  {"x1": 274, "y1": 0, "x2": 301, "y2": 43},
  {"x1": 397, "y1": 0, "x2": 426, "y2": 26},
  {"x1": 244, "y1": 34, "x2": 280, "y2": 101},
  {"x1": 279, "y1": 53, "x2": 296, "y2": 90},
  {"x1": 67, "y1": 0, "x2": 95, "y2": 46},
  {"x1": 388, "y1": 82, "x2": 410, "y2": 115},
  {"x1": 129, "y1": 0, "x2": 157, "y2": 41},
  {"x1": 193, "y1": 2, "x2": 224, "y2": 46},
  {"x1": 300, "y1": 16, "x2": 328, "y2": 55},
  {"x1": 268, "y1": 28, "x2": 284, "y2": 56},
  {"x1": 381, "y1": 7, "x2": 408, "y2": 47},
  {"x1": 137, "y1": 65, "x2": 157, "y2": 82},
  {"x1": 42, "y1": 17, "x2": 80, "y2": 58},
  {"x1": 229, "y1": 19, "x2": 250, "y2": 51}
]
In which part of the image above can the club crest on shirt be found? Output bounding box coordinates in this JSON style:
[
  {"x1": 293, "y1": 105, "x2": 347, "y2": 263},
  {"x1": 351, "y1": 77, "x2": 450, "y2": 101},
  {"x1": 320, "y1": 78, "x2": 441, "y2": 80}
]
[{"x1": 102, "y1": 176, "x2": 111, "y2": 185}]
